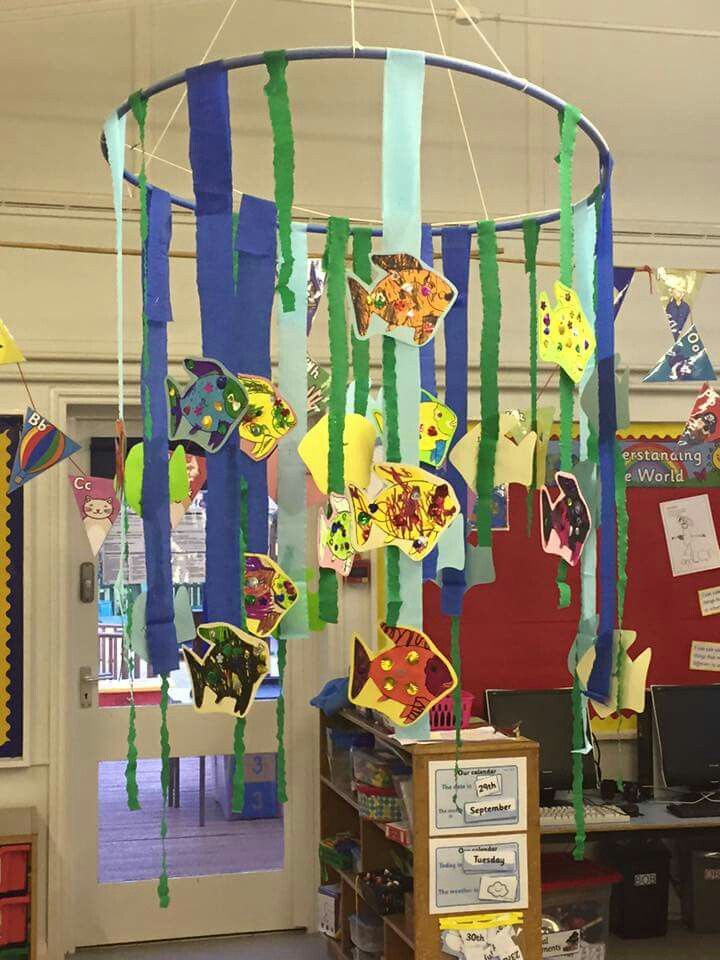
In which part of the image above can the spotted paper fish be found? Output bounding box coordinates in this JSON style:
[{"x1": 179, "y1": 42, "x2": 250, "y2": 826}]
[
  {"x1": 244, "y1": 553, "x2": 299, "y2": 637},
  {"x1": 419, "y1": 390, "x2": 458, "y2": 467},
  {"x1": 237, "y1": 374, "x2": 296, "y2": 461},
  {"x1": 349, "y1": 622, "x2": 457, "y2": 725},
  {"x1": 167, "y1": 358, "x2": 248, "y2": 453},
  {"x1": 537, "y1": 282, "x2": 596, "y2": 383},
  {"x1": 347, "y1": 253, "x2": 457, "y2": 346},
  {"x1": 348, "y1": 462, "x2": 460, "y2": 561},
  {"x1": 183, "y1": 622, "x2": 269, "y2": 718}
]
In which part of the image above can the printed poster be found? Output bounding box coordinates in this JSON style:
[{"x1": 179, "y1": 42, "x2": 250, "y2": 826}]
[
  {"x1": 428, "y1": 757, "x2": 527, "y2": 836},
  {"x1": 659, "y1": 494, "x2": 720, "y2": 577},
  {"x1": 429, "y1": 834, "x2": 529, "y2": 915}
]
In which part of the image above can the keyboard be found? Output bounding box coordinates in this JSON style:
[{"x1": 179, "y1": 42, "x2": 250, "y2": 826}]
[
  {"x1": 667, "y1": 801, "x2": 720, "y2": 819},
  {"x1": 540, "y1": 802, "x2": 630, "y2": 828}
]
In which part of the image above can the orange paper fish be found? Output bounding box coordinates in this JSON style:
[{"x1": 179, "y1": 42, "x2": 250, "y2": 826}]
[{"x1": 347, "y1": 253, "x2": 456, "y2": 346}]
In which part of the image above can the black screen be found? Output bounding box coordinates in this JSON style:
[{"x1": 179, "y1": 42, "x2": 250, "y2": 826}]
[
  {"x1": 485, "y1": 688, "x2": 596, "y2": 794},
  {"x1": 652, "y1": 684, "x2": 720, "y2": 789}
]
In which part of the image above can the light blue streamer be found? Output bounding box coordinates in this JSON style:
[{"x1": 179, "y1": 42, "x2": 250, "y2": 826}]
[
  {"x1": 278, "y1": 223, "x2": 309, "y2": 637},
  {"x1": 104, "y1": 112, "x2": 127, "y2": 419}
]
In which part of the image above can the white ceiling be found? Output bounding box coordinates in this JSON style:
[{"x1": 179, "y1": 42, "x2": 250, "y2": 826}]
[{"x1": 1, "y1": 0, "x2": 720, "y2": 228}]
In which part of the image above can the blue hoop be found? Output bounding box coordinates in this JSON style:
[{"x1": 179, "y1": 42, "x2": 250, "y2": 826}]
[{"x1": 103, "y1": 45, "x2": 612, "y2": 235}]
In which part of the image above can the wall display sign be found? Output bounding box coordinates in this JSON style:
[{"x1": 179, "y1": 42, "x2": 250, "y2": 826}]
[
  {"x1": 689, "y1": 640, "x2": 720, "y2": 673},
  {"x1": 429, "y1": 834, "x2": 529, "y2": 914},
  {"x1": 428, "y1": 757, "x2": 526, "y2": 836},
  {"x1": 698, "y1": 586, "x2": 720, "y2": 617},
  {"x1": 659, "y1": 494, "x2": 720, "y2": 577}
]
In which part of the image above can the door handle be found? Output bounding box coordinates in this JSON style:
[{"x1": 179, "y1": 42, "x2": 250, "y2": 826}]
[{"x1": 79, "y1": 666, "x2": 113, "y2": 708}]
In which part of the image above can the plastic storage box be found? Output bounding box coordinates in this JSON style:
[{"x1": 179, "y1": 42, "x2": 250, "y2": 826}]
[
  {"x1": 326, "y1": 730, "x2": 374, "y2": 789},
  {"x1": 0, "y1": 895, "x2": 29, "y2": 948},
  {"x1": 349, "y1": 913, "x2": 384, "y2": 953},
  {"x1": 541, "y1": 853, "x2": 620, "y2": 959},
  {"x1": 351, "y1": 748, "x2": 398, "y2": 789},
  {"x1": 355, "y1": 783, "x2": 403, "y2": 823},
  {"x1": 0, "y1": 845, "x2": 30, "y2": 896},
  {"x1": 430, "y1": 690, "x2": 474, "y2": 730},
  {"x1": 675, "y1": 839, "x2": 720, "y2": 933}
]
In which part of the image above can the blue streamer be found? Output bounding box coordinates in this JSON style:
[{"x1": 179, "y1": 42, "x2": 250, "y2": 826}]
[
  {"x1": 234, "y1": 194, "x2": 276, "y2": 554},
  {"x1": 440, "y1": 227, "x2": 471, "y2": 617},
  {"x1": 142, "y1": 188, "x2": 178, "y2": 675},
  {"x1": 187, "y1": 62, "x2": 242, "y2": 626},
  {"x1": 588, "y1": 169, "x2": 617, "y2": 702}
]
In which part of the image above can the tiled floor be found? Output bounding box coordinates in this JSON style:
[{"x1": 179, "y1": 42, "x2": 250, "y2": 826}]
[
  {"x1": 76, "y1": 932, "x2": 326, "y2": 959},
  {"x1": 611, "y1": 926, "x2": 720, "y2": 959},
  {"x1": 98, "y1": 758, "x2": 284, "y2": 882}
]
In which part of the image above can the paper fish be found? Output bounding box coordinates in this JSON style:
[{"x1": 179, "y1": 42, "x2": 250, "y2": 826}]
[
  {"x1": 540, "y1": 471, "x2": 592, "y2": 567},
  {"x1": 347, "y1": 253, "x2": 457, "y2": 346},
  {"x1": 10, "y1": 408, "x2": 81, "y2": 492},
  {"x1": 130, "y1": 587, "x2": 199, "y2": 663},
  {"x1": 170, "y1": 453, "x2": 206, "y2": 529},
  {"x1": 0, "y1": 318, "x2": 25, "y2": 365},
  {"x1": 450, "y1": 410, "x2": 543, "y2": 490},
  {"x1": 238, "y1": 374, "x2": 296, "y2": 461},
  {"x1": 307, "y1": 355, "x2": 331, "y2": 420},
  {"x1": 167, "y1": 358, "x2": 248, "y2": 453},
  {"x1": 577, "y1": 629, "x2": 651, "y2": 718},
  {"x1": 678, "y1": 383, "x2": 720, "y2": 447},
  {"x1": 183, "y1": 622, "x2": 269, "y2": 718},
  {"x1": 374, "y1": 390, "x2": 458, "y2": 468},
  {"x1": 318, "y1": 493, "x2": 355, "y2": 576},
  {"x1": 538, "y1": 281, "x2": 596, "y2": 383},
  {"x1": 349, "y1": 621, "x2": 457, "y2": 726},
  {"x1": 123, "y1": 444, "x2": 189, "y2": 517},
  {"x1": 298, "y1": 412, "x2": 376, "y2": 495},
  {"x1": 643, "y1": 323, "x2": 716, "y2": 383},
  {"x1": 657, "y1": 267, "x2": 703, "y2": 339},
  {"x1": 244, "y1": 552, "x2": 298, "y2": 637},
  {"x1": 348, "y1": 462, "x2": 460, "y2": 561},
  {"x1": 69, "y1": 475, "x2": 120, "y2": 555}
]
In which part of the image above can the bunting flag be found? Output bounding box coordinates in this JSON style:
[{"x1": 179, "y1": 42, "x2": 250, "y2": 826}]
[
  {"x1": 0, "y1": 319, "x2": 25, "y2": 366},
  {"x1": 613, "y1": 266, "x2": 634, "y2": 320},
  {"x1": 69, "y1": 475, "x2": 121, "y2": 556},
  {"x1": 10, "y1": 408, "x2": 80, "y2": 492}
]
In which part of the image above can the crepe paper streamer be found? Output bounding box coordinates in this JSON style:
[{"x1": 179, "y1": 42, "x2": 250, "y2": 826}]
[
  {"x1": 263, "y1": 50, "x2": 295, "y2": 313},
  {"x1": 157, "y1": 673, "x2": 171, "y2": 907},
  {"x1": 230, "y1": 715, "x2": 247, "y2": 814},
  {"x1": 523, "y1": 219, "x2": 541, "y2": 535},
  {"x1": 351, "y1": 228, "x2": 372, "y2": 417},
  {"x1": 473, "y1": 220, "x2": 501, "y2": 585},
  {"x1": 0, "y1": 320, "x2": 25, "y2": 366},
  {"x1": 277, "y1": 222, "x2": 309, "y2": 637},
  {"x1": 450, "y1": 614, "x2": 463, "y2": 750},
  {"x1": 419, "y1": 223, "x2": 437, "y2": 396},
  {"x1": 123, "y1": 586, "x2": 140, "y2": 810},
  {"x1": 103, "y1": 110, "x2": 127, "y2": 419},
  {"x1": 276, "y1": 634, "x2": 288, "y2": 804},
  {"x1": 0, "y1": 434, "x2": 10, "y2": 747},
  {"x1": 571, "y1": 676, "x2": 586, "y2": 860},
  {"x1": 187, "y1": 63, "x2": 243, "y2": 628},
  {"x1": 587, "y1": 166, "x2": 618, "y2": 703},
  {"x1": 234, "y1": 195, "x2": 275, "y2": 554},
  {"x1": 440, "y1": 227, "x2": 471, "y2": 616}
]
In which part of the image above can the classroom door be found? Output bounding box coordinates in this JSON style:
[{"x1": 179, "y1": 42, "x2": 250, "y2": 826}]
[{"x1": 63, "y1": 409, "x2": 318, "y2": 949}]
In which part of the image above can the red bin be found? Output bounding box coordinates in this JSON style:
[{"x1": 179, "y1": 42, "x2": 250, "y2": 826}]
[
  {"x1": 0, "y1": 845, "x2": 30, "y2": 896},
  {"x1": 0, "y1": 895, "x2": 29, "y2": 947}
]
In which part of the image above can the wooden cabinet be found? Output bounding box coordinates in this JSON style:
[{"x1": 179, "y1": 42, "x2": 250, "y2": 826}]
[
  {"x1": 0, "y1": 808, "x2": 37, "y2": 960},
  {"x1": 320, "y1": 710, "x2": 541, "y2": 960}
]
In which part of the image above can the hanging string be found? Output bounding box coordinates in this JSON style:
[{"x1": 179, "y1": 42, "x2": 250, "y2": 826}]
[
  {"x1": 523, "y1": 219, "x2": 540, "y2": 534},
  {"x1": 275, "y1": 632, "x2": 288, "y2": 803},
  {"x1": 428, "y1": 0, "x2": 489, "y2": 220},
  {"x1": 264, "y1": 50, "x2": 296, "y2": 313},
  {"x1": 453, "y1": 1, "x2": 514, "y2": 74},
  {"x1": 232, "y1": 476, "x2": 249, "y2": 812},
  {"x1": 157, "y1": 674, "x2": 171, "y2": 908},
  {"x1": 351, "y1": 228, "x2": 372, "y2": 416}
]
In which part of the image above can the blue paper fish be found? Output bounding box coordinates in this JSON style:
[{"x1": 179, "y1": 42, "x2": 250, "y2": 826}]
[{"x1": 166, "y1": 358, "x2": 248, "y2": 453}]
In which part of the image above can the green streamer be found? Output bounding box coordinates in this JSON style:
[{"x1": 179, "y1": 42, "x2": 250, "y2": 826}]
[
  {"x1": 232, "y1": 477, "x2": 248, "y2": 810},
  {"x1": 318, "y1": 217, "x2": 350, "y2": 624},
  {"x1": 232, "y1": 717, "x2": 247, "y2": 813},
  {"x1": 614, "y1": 441, "x2": 630, "y2": 789},
  {"x1": 381, "y1": 333, "x2": 402, "y2": 624},
  {"x1": 276, "y1": 633, "x2": 288, "y2": 803},
  {"x1": 450, "y1": 615, "x2": 463, "y2": 810},
  {"x1": 158, "y1": 674, "x2": 170, "y2": 907},
  {"x1": 263, "y1": 50, "x2": 295, "y2": 313},
  {"x1": 351, "y1": 228, "x2": 373, "y2": 416},
  {"x1": 523, "y1": 219, "x2": 540, "y2": 536},
  {"x1": 571, "y1": 675, "x2": 587, "y2": 860},
  {"x1": 474, "y1": 221, "x2": 501, "y2": 550},
  {"x1": 124, "y1": 578, "x2": 140, "y2": 810}
]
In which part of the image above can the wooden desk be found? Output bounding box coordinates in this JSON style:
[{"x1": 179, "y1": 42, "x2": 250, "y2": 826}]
[{"x1": 541, "y1": 797, "x2": 720, "y2": 836}]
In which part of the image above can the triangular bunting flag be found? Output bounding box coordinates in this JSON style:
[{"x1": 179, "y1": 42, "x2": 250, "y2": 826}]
[
  {"x1": 657, "y1": 268, "x2": 703, "y2": 341},
  {"x1": 0, "y1": 319, "x2": 25, "y2": 365},
  {"x1": 612, "y1": 267, "x2": 635, "y2": 321},
  {"x1": 677, "y1": 383, "x2": 720, "y2": 446},
  {"x1": 10, "y1": 408, "x2": 81, "y2": 491},
  {"x1": 643, "y1": 324, "x2": 716, "y2": 383},
  {"x1": 69, "y1": 475, "x2": 120, "y2": 555}
]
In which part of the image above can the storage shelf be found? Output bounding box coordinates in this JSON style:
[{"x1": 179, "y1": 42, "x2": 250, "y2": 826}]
[
  {"x1": 326, "y1": 937, "x2": 350, "y2": 960},
  {"x1": 385, "y1": 912, "x2": 415, "y2": 948},
  {"x1": 320, "y1": 774, "x2": 413, "y2": 850}
]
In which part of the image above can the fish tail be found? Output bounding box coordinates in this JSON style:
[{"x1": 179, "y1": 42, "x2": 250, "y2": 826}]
[
  {"x1": 166, "y1": 377, "x2": 183, "y2": 438},
  {"x1": 349, "y1": 634, "x2": 371, "y2": 701},
  {"x1": 402, "y1": 697, "x2": 430, "y2": 723},
  {"x1": 183, "y1": 648, "x2": 206, "y2": 709},
  {"x1": 348, "y1": 276, "x2": 372, "y2": 337}
]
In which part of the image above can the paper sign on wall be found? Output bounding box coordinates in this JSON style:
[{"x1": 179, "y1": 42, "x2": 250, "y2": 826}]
[
  {"x1": 698, "y1": 586, "x2": 720, "y2": 617},
  {"x1": 428, "y1": 757, "x2": 527, "y2": 835},
  {"x1": 429, "y1": 834, "x2": 529, "y2": 914},
  {"x1": 690, "y1": 640, "x2": 720, "y2": 672},
  {"x1": 660, "y1": 494, "x2": 720, "y2": 577}
]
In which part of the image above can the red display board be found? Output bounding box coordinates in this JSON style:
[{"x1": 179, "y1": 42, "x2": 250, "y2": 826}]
[{"x1": 424, "y1": 484, "x2": 720, "y2": 707}]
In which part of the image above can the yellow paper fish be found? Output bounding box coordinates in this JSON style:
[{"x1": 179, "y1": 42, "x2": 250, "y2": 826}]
[
  {"x1": 347, "y1": 253, "x2": 457, "y2": 346},
  {"x1": 348, "y1": 462, "x2": 460, "y2": 560},
  {"x1": 298, "y1": 413, "x2": 376, "y2": 494},
  {"x1": 374, "y1": 390, "x2": 458, "y2": 468},
  {"x1": 238, "y1": 374, "x2": 296, "y2": 461},
  {"x1": 538, "y1": 281, "x2": 596, "y2": 383}
]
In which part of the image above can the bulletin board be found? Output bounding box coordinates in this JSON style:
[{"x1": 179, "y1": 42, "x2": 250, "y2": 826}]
[{"x1": 0, "y1": 415, "x2": 24, "y2": 761}]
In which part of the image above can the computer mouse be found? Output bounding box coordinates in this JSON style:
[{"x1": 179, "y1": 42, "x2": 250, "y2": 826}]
[{"x1": 619, "y1": 801, "x2": 640, "y2": 818}]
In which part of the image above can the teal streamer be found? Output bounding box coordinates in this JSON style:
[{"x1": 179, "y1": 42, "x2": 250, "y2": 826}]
[
  {"x1": 124, "y1": 577, "x2": 139, "y2": 810},
  {"x1": 276, "y1": 634, "x2": 288, "y2": 804},
  {"x1": 158, "y1": 674, "x2": 170, "y2": 907},
  {"x1": 232, "y1": 477, "x2": 248, "y2": 810}
]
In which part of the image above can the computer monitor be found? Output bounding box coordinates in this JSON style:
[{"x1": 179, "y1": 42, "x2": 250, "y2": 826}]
[
  {"x1": 651, "y1": 684, "x2": 720, "y2": 791},
  {"x1": 485, "y1": 688, "x2": 596, "y2": 803}
]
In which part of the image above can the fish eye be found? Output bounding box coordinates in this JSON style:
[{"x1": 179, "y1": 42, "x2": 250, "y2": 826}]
[{"x1": 217, "y1": 376, "x2": 227, "y2": 389}]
